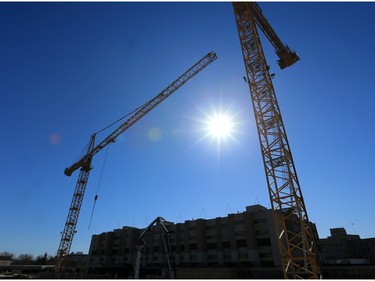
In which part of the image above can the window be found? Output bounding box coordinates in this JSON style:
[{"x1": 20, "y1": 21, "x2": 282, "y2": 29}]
[
  {"x1": 207, "y1": 243, "x2": 217, "y2": 250},
  {"x1": 221, "y1": 224, "x2": 228, "y2": 231},
  {"x1": 254, "y1": 218, "x2": 267, "y2": 224},
  {"x1": 256, "y1": 229, "x2": 269, "y2": 235},
  {"x1": 189, "y1": 236, "x2": 197, "y2": 242},
  {"x1": 237, "y1": 239, "x2": 247, "y2": 247},
  {"x1": 190, "y1": 243, "x2": 197, "y2": 250},
  {"x1": 222, "y1": 233, "x2": 229, "y2": 240},
  {"x1": 235, "y1": 230, "x2": 246, "y2": 236},
  {"x1": 257, "y1": 238, "x2": 271, "y2": 246},
  {"x1": 223, "y1": 241, "x2": 230, "y2": 248},
  {"x1": 239, "y1": 253, "x2": 248, "y2": 259},
  {"x1": 260, "y1": 261, "x2": 274, "y2": 267},
  {"x1": 208, "y1": 254, "x2": 217, "y2": 260}
]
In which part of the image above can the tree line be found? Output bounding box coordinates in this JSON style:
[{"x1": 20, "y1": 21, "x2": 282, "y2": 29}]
[{"x1": 0, "y1": 251, "x2": 55, "y2": 265}]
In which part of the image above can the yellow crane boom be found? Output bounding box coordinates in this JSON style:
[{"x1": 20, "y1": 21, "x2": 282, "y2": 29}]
[
  {"x1": 233, "y1": 2, "x2": 321, "y2": 278},
  {"x1": 55, "y1": 52, "x2": 217, "y2": 272}
]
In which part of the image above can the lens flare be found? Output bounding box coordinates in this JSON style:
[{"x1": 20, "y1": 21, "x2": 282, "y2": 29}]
[{"x1": 148, "y1": 127, "x2": 162, "y2": 142}]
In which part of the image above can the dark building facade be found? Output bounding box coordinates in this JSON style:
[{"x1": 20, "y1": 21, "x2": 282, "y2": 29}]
[
  {"x1": 86, "y1": 206, "x2": 375, "y2": 279},
  {"x1": 87, "y1": 204, "x2": 286, "y2": 278},
  {"x1": 317, "y1": 228, "x2": 375, "y2": 278},
  {"x1": 319, "y1": 227, "x2": 375, "y2": 265}
]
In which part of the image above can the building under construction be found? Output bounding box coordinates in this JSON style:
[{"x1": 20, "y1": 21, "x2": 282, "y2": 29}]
[
  {"x1": 86, "y1": 204, "x2": 319, "y2": 279},
  {"x1": 58, "y1": 3, "x2": 322, "y2": 278}
]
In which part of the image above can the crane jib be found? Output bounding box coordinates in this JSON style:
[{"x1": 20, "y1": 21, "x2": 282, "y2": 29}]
[{"x1": 64, "y1": 52, "x2": 217, "y2": 177}]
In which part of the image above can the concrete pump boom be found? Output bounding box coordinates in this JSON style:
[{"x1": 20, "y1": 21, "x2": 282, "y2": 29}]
[
  {"x1": 55, "y1": 52, "x2": 217, "y2": 272},
  {"x1": 134, "y1": 217, "x2": 176, "y2": 279},
  {"x1": 233, "y1": 2, "x2": 321, "y2": 278}
]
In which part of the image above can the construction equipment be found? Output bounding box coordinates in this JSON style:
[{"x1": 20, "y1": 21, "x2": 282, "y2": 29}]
[
  {"x1": 134, "y1": 217, "x2": 176, "y2": 279},
  {"x1": 55, "y1": 52, "x2": 217, "y2": 272},
  {"x1": 233, "y1": 2, "x2": 321, "y2": 279}
]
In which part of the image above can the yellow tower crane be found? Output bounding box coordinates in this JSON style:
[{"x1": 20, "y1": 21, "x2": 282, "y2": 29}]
[
  {"x1": 232, "y1": 2, "x2": 322, "y2": 278},
  {"x1": 55, "y1": 52, "x2": 217, "y2": 272}
]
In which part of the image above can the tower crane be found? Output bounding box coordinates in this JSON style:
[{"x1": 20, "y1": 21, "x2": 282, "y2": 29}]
[
  {"x1": 232, "y1": 2, "x2": 321, "y2": 278},
  {"x1": 55, "y1": 52, "x2": 217, "y2": 272},
  {"x1": 134, "y1": 217, "x2": 176, "y2": 279}
]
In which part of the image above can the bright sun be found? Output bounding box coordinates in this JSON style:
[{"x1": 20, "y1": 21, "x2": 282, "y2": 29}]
[
  {"x1": 193, "y1": 104, "x2": 240, "y2": 155},
  {"x1": 207, "y1": 114, "x2": 233, "y2": 139}
]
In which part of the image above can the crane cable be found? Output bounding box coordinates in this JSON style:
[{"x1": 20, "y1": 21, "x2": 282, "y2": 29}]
[
  {"x1": 94, "y1": 99, "x2": 150, "y2": 136},
  {"x1": 71, "y1": 100, "x2": 148, "y2": 166},
  {"x1": 88, "y1": 145, "x2": 110, "y2": 230},
  {"x1": 87, "y1": 96, "x2": 154, "y2": 229}
]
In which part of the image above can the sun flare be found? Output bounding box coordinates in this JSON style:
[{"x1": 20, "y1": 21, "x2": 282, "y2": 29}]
[
  {"x1": 207, "y1": 114, "x2": 233, "y2": 139},
  {"x1": 192, "y1": 103, "x2": 242, "y2": 156}
]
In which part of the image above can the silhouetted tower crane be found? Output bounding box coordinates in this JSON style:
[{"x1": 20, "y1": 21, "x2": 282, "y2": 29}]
[
  {"x1": 233, "y1": 2, "x2": 321, "y2": 278},
  {"x1": 55, "y1": 52, "x2": 217, "y2": 272}
]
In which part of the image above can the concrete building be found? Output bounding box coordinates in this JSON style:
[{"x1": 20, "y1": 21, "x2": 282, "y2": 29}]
[
  {"x1": 0, "y1": 256, "x2": 12, "y2": 266},
  {"x1": 87, "y1": 205, "x2": 295, "y2": 278},
  {"x1": 319, "y1": 227, "x2": 375, "y2": 265},
  {"x1": 86, "y1": 206, "x2": 375, "y2": 279}
]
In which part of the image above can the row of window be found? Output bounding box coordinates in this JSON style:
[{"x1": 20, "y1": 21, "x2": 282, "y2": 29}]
[
  {"x1": 93, "y1": 218, "x2": 269, "y2": 246},
  {"x1": 322, "y1": 241, "x2": 375, "y2": 247},
  {"x1": 92, "y1": 238, "x2": 272, "y2": 256},
  {"x1": 90, "y1": 253, "x2": 264, "y2": 263}
]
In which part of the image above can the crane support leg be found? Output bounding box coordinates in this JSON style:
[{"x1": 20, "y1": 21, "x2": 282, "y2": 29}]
[{"x1": 233, "y1": 3, "x2": 321, "y2": 279}]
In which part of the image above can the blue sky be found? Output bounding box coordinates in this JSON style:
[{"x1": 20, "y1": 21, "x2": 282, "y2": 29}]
[{"x1": 1, "y1": 2, "x2": 374, "y2": 257}]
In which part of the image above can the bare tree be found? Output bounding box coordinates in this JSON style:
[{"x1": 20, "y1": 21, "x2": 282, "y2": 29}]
[
  {"x1": 16, "y1": 253, "x2": 34, "y2": 265},
  {"x1": 35, "y1": 253, "x2": 48, "y2": 265},
  {"x1": 0, "y1": 251, "x2": 15, "y2": 259}
]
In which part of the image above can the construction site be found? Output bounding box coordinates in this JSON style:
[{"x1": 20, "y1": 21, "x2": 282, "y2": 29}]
[
  {"x1": 2, "y1": 1, "x2": 375, "y2": 279},
  {"x1": 49, "y1": 2, "x2": 322, "y2": 278}
]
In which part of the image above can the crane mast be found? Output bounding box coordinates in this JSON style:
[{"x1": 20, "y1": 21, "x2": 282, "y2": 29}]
[
  {"x1": 55, "y1": 134, "x2": 96, "y2": 273},
  {"x1": 56, "y1": 52, "x2": 217, "y2": 272},
  {"x1": 233, "y1": 2, "x2": 321, "y2": 278}
]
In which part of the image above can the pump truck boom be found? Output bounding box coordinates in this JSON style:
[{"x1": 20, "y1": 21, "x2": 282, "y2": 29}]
[
  {"x1": 233, "y1": 2, "x2": 321, "y2": 278},
  {"x1": 134, "y1": 217, "x2": 176, "y2": 279},
  {"x1": 56, "y1": 52, "x2": 217, "y2": 272}
]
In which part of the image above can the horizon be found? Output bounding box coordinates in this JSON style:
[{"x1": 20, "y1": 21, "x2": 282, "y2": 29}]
[{"x1": 1, "y1": 2, "x2": 374, "y2": 257}]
